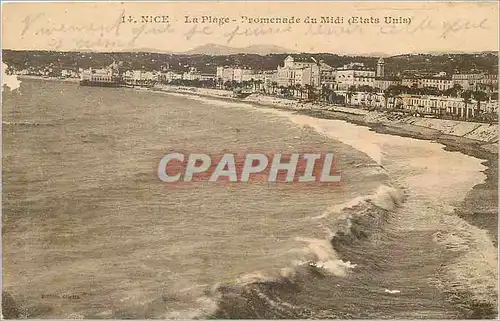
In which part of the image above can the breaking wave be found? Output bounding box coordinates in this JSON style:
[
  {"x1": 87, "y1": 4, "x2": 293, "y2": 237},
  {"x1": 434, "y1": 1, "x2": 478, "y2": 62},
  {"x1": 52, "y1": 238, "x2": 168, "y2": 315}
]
[
  {"x1": 201, "y1": 184, "x2": 409, "y2": 319},
  {"x1": 123, "y1": 92, "x2": 497, "y2": 319}
]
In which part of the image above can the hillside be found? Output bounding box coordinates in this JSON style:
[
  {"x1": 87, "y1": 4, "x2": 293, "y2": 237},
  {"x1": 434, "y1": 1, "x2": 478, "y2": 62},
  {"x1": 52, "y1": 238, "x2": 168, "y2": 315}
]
[{"x1": 2, "y1": 50, "x2": 498, "y2": 76}]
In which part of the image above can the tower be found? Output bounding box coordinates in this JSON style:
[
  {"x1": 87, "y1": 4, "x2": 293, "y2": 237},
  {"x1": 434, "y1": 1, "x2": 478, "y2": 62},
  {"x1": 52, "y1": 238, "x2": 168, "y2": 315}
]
[{"x1": 376, "y1": 57, "x2": 385, "y2": 78}]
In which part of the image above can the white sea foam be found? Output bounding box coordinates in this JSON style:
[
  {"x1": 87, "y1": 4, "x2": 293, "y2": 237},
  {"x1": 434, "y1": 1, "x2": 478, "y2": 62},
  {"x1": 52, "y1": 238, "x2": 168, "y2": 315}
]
[
  {"x1": 217, "y1": 96, "x2": 495, "y2": 307},
  {"x1": 2, "y1": 62, "x2": 21, "y2": 92},
  {"x1": 384, "y1": 289, "x2": 401, "y2": 294},
  {"x1": 157, "y1": 90, "x2": 497, "y2": 309},
  {"x1": 261, "y1": 106, "x2": 496, "y2": 306},
  {"x1": 312, "y1": 195, "x2": 367, "y2": 220},
  {"x1": 294, "y1": 237, "x2": 357, "y2": 277},
  {"x1": 297, "y1": 188, "x2": 389, "y2": 275},
  {"x1": 312, "y1": 184, "x2": 404, "y2": 231},
  {"x1": 234, "y1": 272, "x2": 276, "y2": 285}
]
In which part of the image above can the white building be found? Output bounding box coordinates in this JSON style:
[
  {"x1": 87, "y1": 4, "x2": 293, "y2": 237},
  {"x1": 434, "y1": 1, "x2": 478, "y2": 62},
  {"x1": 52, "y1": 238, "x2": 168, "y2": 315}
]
[
  {"x1": 276, "y1": 56, "x2": 321, "y2": 87},
  {"x1": 319, "y1": 61, "x2": 336, "y2": 89},
  {"x1": 216, "y1": 66, "x2": 234, "y2": 83},
  {"x1": 182, "y1": 68, "x2": 202, "y2": 81},
  {"x1": 420, "y1": 77, "x2": 454, "y2": 90},
  {"x1": 200, "y1": 74, "x2": 216, "y2": 81},
  {"x1": 452, "y1": 73, "x2": 486, "y2": 90},
  {"x1": 216, "y1": 66, "x2": 260, "y2": 84},
  {"x1": 160, "y1": 71, "x2": 183, "y2": 82},
  {"x1": 400, "y1": 76, "x2": 454, "y2": 91},
  {"x1": 81, "y1": 66, "x2": 117, "y2": 83},
  {"x1": 479, "y1": 74, "x2": 498, "y2": 91},
  {"x1": 348, "y1": 91, "x2": 386, "y2": 109},
  {"x1": 374, "y1": 78, "x2": 401, "y2": 91},
  {"x1": 400, "y1": 94, "x2": 497, "y2": 118},
  {"x1": 334, "y1": 64, "x2": 376, "y2": 90}
]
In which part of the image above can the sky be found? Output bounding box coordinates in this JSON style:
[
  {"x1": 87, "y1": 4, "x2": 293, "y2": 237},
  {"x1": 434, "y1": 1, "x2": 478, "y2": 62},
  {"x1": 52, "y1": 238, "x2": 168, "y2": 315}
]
[{"x1": 2, "y1": 1, "x2": 499, "y2": 55}]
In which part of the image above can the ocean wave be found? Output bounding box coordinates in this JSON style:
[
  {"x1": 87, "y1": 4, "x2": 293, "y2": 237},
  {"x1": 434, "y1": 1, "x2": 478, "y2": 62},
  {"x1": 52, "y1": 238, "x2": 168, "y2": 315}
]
[
  {"x1": 300, "y1": 184, "x2": 404, "y2": 275},
  {"x1": 203, "y1": 184, "x2": 406, "y2": 318},
  {"x1": 147, "y1": 92, "x2": 496, "y2": 319},
  {"x1": 313, "y1": 184, "x2": 404, "y2": 221},
  {"x1": 433, "y1": 214, "x2": 498, "y2": 310},
  {"x1": 2, "y1": 120, "x2": 54, "y2": 126},
  {"x1": 293, "y1": 237, "x2": 357, "y2": 277},
  {"x1": 203, "y1": 180, "x2": 495, "y2": 319}
]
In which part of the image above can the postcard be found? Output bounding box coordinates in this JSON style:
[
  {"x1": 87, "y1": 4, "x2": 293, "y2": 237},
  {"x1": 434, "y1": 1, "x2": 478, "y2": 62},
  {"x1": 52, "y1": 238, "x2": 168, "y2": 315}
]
[{"x1": 1, "y1": 1, "x2": 498, "y2": 319}]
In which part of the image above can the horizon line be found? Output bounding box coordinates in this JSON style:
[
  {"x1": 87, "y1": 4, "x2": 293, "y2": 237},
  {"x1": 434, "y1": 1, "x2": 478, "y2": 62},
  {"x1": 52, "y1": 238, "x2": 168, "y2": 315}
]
[{"x1": 2, "y1": 48, "x2": 498, "y2": 57}]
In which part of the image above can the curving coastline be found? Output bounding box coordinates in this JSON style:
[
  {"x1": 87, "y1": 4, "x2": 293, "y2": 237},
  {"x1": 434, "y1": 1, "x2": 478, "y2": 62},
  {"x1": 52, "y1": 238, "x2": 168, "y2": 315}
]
[
  {"x1": 3, "y1": 79, "x2": 497, "y2": 318},
  {"x1": 152, "y1": 84, "x2": 498, "y2": 246},
  {"x1": 149, "y1": 84, "x2": 498, "y2": 318}
]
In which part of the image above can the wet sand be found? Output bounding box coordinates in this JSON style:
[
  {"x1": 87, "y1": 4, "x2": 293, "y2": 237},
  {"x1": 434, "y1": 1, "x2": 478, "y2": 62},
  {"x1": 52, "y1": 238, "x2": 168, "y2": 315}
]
[
  {"x1": 3, "y1": 81, "x2": 496, "y2": 318},
  {"x1": 154, "y1": 86, "x2": 498, "y2": 247},
  {"x1": 156, "y1": 86, "x2": 498, "y2": 318},
  {"x1": 295, "y1": 108, "x2": 498, "y2": 247}
]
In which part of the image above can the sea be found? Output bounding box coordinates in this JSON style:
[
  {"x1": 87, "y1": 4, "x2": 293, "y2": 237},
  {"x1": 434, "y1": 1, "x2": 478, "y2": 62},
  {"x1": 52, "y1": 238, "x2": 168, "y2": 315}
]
[{"x1": 2, "y1": 78, "x2": 498, "y2": 319}]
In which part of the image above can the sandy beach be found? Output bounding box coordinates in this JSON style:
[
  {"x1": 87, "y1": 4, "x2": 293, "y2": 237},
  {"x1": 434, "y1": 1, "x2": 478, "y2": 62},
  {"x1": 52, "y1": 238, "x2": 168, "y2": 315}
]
[
  {"x1": 16, "y1": 75, "x2": 81, "y2": 83},
  {"x1": 154, "y1": 84, "x2": 498, "y2": 247},
  {"x1": 153, "y1": 84, "x2": 499, "y2": 318},
  {"x1": 3, "y1": 0, "x2": 498, "y2": 317},
  {"x1": 2, "y1": 79, "x2": 497, "y2": 318}
]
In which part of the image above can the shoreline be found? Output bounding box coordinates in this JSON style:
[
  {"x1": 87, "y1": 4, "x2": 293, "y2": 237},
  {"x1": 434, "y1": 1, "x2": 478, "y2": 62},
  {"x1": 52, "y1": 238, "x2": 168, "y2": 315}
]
[
  {"x1": 4, "y1": 78, "x2": 498, "y2": 318},
  {"x1": 13, "y1": 78, "x2": 497, "y2": 245},
  {"x1": 153, "y1": 85, "x2": 498, "y2": 246},
  {"x1": 17, "y1": 75, "x2": 80, "y2": 83},
  {"x1": 155, "y1": 84, "x2": 498, "y2": 318}
]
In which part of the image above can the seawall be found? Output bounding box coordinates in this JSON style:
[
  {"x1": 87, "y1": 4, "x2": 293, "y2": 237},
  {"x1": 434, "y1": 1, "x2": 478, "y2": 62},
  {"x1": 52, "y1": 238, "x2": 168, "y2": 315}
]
[
  {"x1": 243, "y1": 94, "x2": 498, "y2": 144},
  {"x1": 152, "y1": 85, "x2": 498, "y2": 154}
]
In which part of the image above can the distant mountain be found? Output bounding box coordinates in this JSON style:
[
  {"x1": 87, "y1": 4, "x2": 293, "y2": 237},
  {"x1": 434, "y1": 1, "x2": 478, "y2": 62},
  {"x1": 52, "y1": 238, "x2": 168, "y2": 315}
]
[
  {"x1": 351, "y1": 52, "x2": 392, "y2": 58},
  {"x1": 392, "y1": 51, "x2": 499, "y2": 57},
  {"x1": 122, "y1": 48, "x2": 172, "y2": 54},
  {"x1": 183, "y1": 44, "x2": 296, "y2": 55}
]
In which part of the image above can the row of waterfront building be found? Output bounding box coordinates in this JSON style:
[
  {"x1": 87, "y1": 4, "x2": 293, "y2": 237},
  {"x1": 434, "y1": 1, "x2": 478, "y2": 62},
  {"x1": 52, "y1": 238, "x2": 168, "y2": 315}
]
[
  {"x1": 214, "y1": 56, "x2": 498, "y2": 119},
  {"x1": 216, "y1": 56, "x2": 498, "y2": 92},
  {"x1": 12, "y1": 55, "x2": 498, "y2": 119},
  {"x1": 67, "y1": 55, "x2": 500, "y2": 94},
  {"x1": 341, "y1": 91, "x2": 498, "y2": 118},
  {"x1": 15, "y1": 56, "x2": 498, "y2": 93}
]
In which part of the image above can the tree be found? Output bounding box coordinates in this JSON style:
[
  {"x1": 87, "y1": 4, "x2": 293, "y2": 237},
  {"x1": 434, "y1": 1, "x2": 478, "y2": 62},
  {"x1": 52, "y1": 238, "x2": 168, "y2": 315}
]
[
  {"x1": 305, "y1": 84, "x2": 315, "y2": 101},
  {"x1": 295, "y1": 84, "x2": 302, "y2": 99},
  {"x1": 271, "y1": 81, "x2": 278, "y2": 95},
  {"x1": 248, "y1": 78, "x2": 255, "y2": 91},
  {"x1": 346, "y1": 85, "x2": 356, "y2": 106},
  {"x1": 444, "y1": 86, "x2": 460, "y2": 98},
  {"x1": 278, "y1": 85, "x2": 285, "y2": 96},
  {"x1": 472, "y1": 90, "x2": 488, "y2": 118},
  {"x1": 420, "y1": 86, "x2": 440, "y2": 96},
  {"x1": 255, "y1": 79, "x2": 263, "y2": 92},
  {"x1": 358, "y1": 85, "x2": 375, "y2": 93},
  {"x1": 217, "y1": 77, "x2": 224, "y2": 89},
  {"x1": 407, "y1": 83, "x2": 420, "y2": 95},
  {"x1": 461, "y1": 90, "x2": 473, "y2": 119},
  {"x1": 452, "y1": 83, "x2": 463, "y2": 96},
  {"x1": 321, "y1": 85, "x2": 331, "y2": 103}
]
